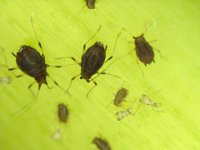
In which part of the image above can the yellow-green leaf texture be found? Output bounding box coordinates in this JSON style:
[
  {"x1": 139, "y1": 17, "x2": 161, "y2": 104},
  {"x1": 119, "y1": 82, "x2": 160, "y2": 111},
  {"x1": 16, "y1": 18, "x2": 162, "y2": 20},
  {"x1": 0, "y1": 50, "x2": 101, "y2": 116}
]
[{"x1": 0, "y1": 0, "x2": 200, "y2": 150}]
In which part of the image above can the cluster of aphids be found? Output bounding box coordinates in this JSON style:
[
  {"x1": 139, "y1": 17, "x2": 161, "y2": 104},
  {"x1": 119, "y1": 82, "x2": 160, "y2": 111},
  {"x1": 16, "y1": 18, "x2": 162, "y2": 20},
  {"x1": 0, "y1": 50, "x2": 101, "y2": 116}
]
[{"x1": 0, "y1": 0, "x2": 161, "y2": 149}]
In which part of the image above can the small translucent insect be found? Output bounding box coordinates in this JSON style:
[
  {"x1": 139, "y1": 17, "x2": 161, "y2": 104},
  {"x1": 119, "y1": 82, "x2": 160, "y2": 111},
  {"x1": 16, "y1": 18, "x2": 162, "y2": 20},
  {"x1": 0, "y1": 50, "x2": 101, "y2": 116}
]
[
  {"x1": 86, "y1": 0, "x2": 96, "y2": 9},
  {"x1": 139, "y1": 94, "x2": 160, "y2": 107},
  {"x1": 0, "y1": 76, "x2": 12, "y2": 84},
  {"x1": 58, "y1": 103, "x2": 69, "y2": 123},
  {"x1": 115, "y1": 108, "x2": 133, "y2": 121},
  {"x1": 114, "y1": 88, "x2": 128, "y2": 107},
  {"x1": 93, "y1": 137, "x2": 111, "y2": 150}
]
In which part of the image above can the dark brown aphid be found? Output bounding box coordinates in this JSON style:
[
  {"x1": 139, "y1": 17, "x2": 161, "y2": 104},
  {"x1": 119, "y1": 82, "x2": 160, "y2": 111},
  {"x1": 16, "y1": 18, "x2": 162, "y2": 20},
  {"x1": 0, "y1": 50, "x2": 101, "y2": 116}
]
[
  {"x1": 7, "y1": 17, "x2": 64, "y2": 91},
  {"x1": 66, "y1": 26, "x2": 121, "y2": 96},
  {"x1": 133, "y1": 34, "x2": 155, "y2": 66},
  {"x1": 80, "y1": 41, "x2": 107, "y2": 82},
  {"x1": 114, "y1": 88, "x2": 128, "y2": 107},
  {"x1": 13, "y1": 45, "x2": 47, "y2": 89},
  {"x1": 93, "y1": 137, "x2": 111, "y2": 150},
  {"x1": 58, "y1": 103, "x2": 69, "y2": 123},
  {"x1": 86, "y1": 0, "x2": 96, "y2": 9}
]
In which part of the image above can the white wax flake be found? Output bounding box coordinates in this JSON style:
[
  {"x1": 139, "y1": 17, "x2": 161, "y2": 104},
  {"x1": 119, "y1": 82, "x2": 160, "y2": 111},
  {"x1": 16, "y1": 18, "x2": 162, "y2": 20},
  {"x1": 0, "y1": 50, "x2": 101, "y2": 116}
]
[
  {"x1": 0, "y1": 76, "x2": 12, "y2": 84},
  {"x1": 116, "y1": 108, "x2": 133, "y2": 121},
  {"x1": 139, "y1": 94, "x2": 160, "y2": 107}
]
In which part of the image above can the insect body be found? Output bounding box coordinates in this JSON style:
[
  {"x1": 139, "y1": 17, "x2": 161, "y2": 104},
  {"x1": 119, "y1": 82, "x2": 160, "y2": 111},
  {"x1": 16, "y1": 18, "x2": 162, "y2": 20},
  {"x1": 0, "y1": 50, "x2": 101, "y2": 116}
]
[
  {"x1": 139, "y1": 94, "x2": 159, "y2": 107},
  {"x1": 114, "y1": 88, "x2": 128, "y2": 107},
  {"x1": 80, "y1": 42, "x2": 107, "y2": 82},
  {"x1": 86, "y1": 0, "x2": 96, "y2": 9},
  {"x1": 93, "y1": 137, "x2": 111, "y2": 150},
  {"x1": 58, "y1": 103, "x2": 69, "y2": 123},
  {"x1": 133, "y1": 34, "x2": 155, "y2": 65},
  {"x1": 66, "y1": 26, "x2": 121, "y2": 96},
  {"x1": 115, "y1": 108, "x2": 133, "y2": 121},
  {"x1": 15, "y1": 45, "x2": 47, "y2": 89}
]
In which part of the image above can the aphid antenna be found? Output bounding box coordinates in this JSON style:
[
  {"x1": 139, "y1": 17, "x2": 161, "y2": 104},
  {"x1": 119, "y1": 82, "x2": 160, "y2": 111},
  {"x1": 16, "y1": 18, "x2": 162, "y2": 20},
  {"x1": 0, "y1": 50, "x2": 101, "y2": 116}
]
[
  {"x1": 30, "y1": 16, "x2": 44, "y2": 56},
  {"x1": 121, "y1": 27, "x2": 135, "y2": 38},
  {"x1": 65, "y1": 73, "x2": 80, "y2": 94},
  {"x1": 83, "y1": 25, "x2": 101, "y2": 53},
  {"x1": 112, "y1": 31, "x2": 122, "y2": 57},
  {"x1": 11, "y1": 89, "x2": 39, "y2": 117},
  {"x1": 74, "y1": 4, "x2": 86, "y2": 18}
]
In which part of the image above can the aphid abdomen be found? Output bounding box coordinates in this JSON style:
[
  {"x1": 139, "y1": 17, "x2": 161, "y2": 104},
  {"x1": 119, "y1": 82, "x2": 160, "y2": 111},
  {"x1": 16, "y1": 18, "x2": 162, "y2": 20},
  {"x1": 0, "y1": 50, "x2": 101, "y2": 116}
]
[
  {"x1": 81, "y1": 42, "x2": 106, "y2": 80},
  {"x1": 16, "y1": 45, "x2": 47, "y2": 78},
  {"x1": 86, "y1": 0, "x2": 96, "y2": 9},
  {"x1": 136, "y1": 42, "x2": 154, "y2": 65}
]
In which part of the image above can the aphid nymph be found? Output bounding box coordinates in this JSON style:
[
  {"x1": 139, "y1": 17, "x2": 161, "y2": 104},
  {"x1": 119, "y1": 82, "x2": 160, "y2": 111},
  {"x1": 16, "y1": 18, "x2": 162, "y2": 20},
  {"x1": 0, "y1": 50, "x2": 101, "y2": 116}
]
[
  {"x1": 114, "y1": 88, "x2": 128, "y2": 107},
  {"x1": 93, "y1": 137, "x2": 111, "y2": 150},
  {"x1": 133, "y1": 34, "x2": 155, "y2": 65},
  {"x1": 58, "y1": 103, "x2": 69, "y2": 123},
  {"x1": 86, "y1": 0, "x2": 96, "y2": 9}
]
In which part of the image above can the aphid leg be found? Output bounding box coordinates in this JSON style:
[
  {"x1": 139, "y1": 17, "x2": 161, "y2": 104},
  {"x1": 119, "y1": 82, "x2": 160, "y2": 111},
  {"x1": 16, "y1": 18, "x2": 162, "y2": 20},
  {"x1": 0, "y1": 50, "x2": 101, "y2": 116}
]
[
  {"x1": 28, "y1": 81, "x2": 36, "y2": 96},
  {"x1": 1, "y1": 48, "x2": 23, "y2": 77},
  {"x1": 46, "y1": 63, "x2": 77, "y2": 68},
  {"x1": 30, "y1": 16, "x2": 44, "y2": 56},
  {"x1": 83, "y1": 25, "x2": 101, "y2": 53},
  {"x1": 66, "y1": 74, "x2": 80, "y2": 94},
  {"x1": 47, "y1": 75, "x2": 70, "y2": 94},
  {"x1": 136, "y1": 59, "x2": 144, "y2": 76},
  {"x1": 104, "y1": 31, "x2": 121, "y2": 64},
  {"x1": 98, "y1": 71, "x2": 121, "y2": 79},
  {"x1": 55, "y1": 56, "x2": 80, "y2": 66},
  {"x1": 86, "y1": 80, "x2": 97, "y2": 97}
]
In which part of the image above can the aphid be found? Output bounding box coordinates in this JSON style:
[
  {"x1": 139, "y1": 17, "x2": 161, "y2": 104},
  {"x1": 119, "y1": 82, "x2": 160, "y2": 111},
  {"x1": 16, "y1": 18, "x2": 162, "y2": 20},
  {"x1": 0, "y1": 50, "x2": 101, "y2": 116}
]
[
  {"x1": 93, "y1": 137, "x2": 111, "y2": 150},
  {"x1": 133, "y1": 34, "x2": 155, "y2": 65},
  {"x1": 66, "y1": 26, "x2": 121, "y2": 96},
  {"x1": 114, "y1": 88, "x2": 128, "y2": 107},
  {"x1": 115, "y1": 108, "x2": 133, "y2": 121},
  {"x1": 139, "y1": 94, "x2": 159, "y2": 107},
  {"x1": 86, "y1": 0, "x2": 96, "y2": 9},
  {"x1": 58, "y1": 103, "x2": 69, "y2": 123},
  {"x1": 0, "y1": 76, "x2": 12, "y2": 84},
  {"x1": 7, "y1": 17, "x2": 64, "y2": 92}
]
